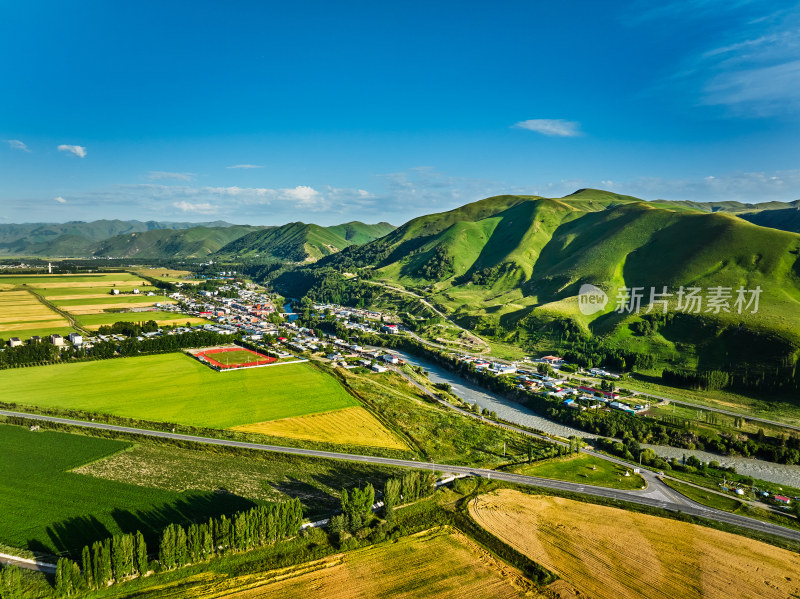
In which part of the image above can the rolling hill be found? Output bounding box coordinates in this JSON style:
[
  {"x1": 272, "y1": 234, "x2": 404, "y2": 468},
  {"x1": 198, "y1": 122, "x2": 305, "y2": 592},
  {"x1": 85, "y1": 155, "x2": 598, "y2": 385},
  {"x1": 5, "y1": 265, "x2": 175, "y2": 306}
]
[
  {"x1": 278, "y1": 190, "x2": 800, "y2": 376},
  {"x1": 214, "y1": 221, "x2": 395, "y2": 262},
  {"x1": 90, "y1": 225, "x2": 259, "y2": 258}
]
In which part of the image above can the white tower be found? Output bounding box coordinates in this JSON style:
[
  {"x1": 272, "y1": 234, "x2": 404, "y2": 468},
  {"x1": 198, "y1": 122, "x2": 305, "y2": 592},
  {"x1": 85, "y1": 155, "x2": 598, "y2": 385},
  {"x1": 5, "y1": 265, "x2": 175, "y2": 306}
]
[{"x1": 48, "y1": 262, "x2": 52, "y2": 274}]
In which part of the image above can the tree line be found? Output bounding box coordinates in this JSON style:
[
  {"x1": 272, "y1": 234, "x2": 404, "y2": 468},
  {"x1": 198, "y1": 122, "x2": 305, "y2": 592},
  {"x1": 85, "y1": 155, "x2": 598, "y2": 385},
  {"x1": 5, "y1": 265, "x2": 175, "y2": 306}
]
[
  {"x1": 53, "y1": 498, "x2": 303, "y2": 596},
  {"x1": 0, "y1": 565, "x2": 21, "y2": 599},
  {"x1": 0, "y1": 328, "x2": 241, "y2": 370}
]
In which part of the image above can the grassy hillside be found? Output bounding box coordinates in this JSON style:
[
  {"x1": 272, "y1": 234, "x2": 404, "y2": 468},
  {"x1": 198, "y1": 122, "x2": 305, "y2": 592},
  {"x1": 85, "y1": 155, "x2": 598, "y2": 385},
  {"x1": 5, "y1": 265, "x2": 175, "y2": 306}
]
[
  {"x1": 216, "y1": 221, "x2": 395, "y2": 262},
  {"x1": 737, "y1": 204, "x2": 800, "y2": 234},
  {"x1": 278, "y1": 190, "x2": 800, "y2": 377},
  {"x1": 90, "y1": 225, "x2": 257, "y2": 258}
]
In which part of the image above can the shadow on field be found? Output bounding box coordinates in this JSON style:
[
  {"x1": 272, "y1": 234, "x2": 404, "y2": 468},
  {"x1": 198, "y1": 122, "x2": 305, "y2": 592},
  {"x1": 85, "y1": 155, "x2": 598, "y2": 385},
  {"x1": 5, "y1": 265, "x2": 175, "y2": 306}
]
[
  {"x1": 266, "y1": 477, "x2": 336, "y2": 517},
  {"x1": 42, "y1": 492, "x2": 255, "y2": 559},
  {"x1": 44, "y1": 515, "x2": 111, "y2": 558}
]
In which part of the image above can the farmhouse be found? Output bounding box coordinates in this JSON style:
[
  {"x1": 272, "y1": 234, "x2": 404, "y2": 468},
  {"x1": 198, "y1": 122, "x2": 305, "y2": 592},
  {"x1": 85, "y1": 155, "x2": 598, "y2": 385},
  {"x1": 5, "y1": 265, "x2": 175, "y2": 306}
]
[
  {"x1": 382, "y1": 353, "x2": 399, "y2": 364},
  {"x1": 49, "y1": 334, "x2": 65, "y2": 346},
  {"x1": 30, "y1": 335, "x2": 41, "y2": 343},
  {"x1": 578, "y1": 385, "x2": 619, "y2": 400},
  {"x1": 8, "y1": 337, "x2": 22, "y2": 347},
  {"x1": 68, "y1": 333, "x2": 83, "y2": 345},
  {"x1": 774, "y1": 495, "x2": 792, "y2": 505},
  {"x1": 541, "y1": 355, "x2": 564, "y2": 366},
  {"x1": 370, "y1": 363, "x2": 388, "y2": 373}
]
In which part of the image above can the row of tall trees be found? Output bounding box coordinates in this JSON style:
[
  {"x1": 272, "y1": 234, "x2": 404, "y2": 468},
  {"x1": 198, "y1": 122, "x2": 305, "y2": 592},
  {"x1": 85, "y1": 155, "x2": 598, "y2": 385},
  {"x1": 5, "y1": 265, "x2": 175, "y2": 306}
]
[
  {"x1": 158, "y1": 500, "x2": 303, "y2": 571},
  {"x1": 56, "y1": 531, "x2": 148, "y2": 596},
  {"x1": 0, "y1": 328, "x2": 238, "y2": 370},
  {"x1": 0, "y1": 565, "x2": 21, "y2": 599}
]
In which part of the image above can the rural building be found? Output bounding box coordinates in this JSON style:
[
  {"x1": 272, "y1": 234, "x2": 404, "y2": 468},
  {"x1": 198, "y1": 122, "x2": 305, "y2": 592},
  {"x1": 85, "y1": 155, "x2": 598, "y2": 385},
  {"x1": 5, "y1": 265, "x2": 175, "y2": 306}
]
[
  {"x1": 8, "y1": 337, "x2": 22, "y2": 347},
  {"x1": 382, "y1": 353, "x2": 399, "y2": 364},
  {"x1": 111, "y1": 288, "x2": 120, "y2": 295},
  {"x1": 541, "y1": 355, "x2": 564, "y2": 366},
  {"x1": 381, "y1": 324, "x2": 399, "y2": 334},
  {"x1": 774, "y1": 495, "x2": 792, "y2": 505},
  {"x1": 68, "y1": 333, "x2": 83, "y2": 345},
  {"x1": 50, "y1": 334, "x2": 65, "y2": 346},
  {"x1": 370, "y1": 363, "x2": 388, "y2": 373},
  {"x1": 29, "y1": 335, "x2": 41, "y2": 344}
]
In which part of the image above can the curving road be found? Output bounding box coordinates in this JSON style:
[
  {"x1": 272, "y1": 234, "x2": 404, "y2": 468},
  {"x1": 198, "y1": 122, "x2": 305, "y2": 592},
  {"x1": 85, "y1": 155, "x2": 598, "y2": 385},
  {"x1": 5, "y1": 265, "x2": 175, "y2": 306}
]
[{"x1": 2, "y1": 408, "x2": 799, "y2": 569}]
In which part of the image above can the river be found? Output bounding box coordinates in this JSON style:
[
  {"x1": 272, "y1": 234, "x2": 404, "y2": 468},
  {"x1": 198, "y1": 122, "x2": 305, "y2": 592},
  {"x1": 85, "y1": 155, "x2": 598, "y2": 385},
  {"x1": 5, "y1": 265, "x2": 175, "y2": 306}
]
[{"x1": 394, "y1": 349, "x2": 800, "y2": 488}]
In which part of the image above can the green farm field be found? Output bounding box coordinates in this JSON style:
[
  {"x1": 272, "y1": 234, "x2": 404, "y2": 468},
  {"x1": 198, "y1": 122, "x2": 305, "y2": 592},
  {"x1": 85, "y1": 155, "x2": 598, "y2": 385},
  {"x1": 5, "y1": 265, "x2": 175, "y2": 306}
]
[
  {"x1": 76, "y1": 310, "x2": 207, "y2": 328},
  {"x1": 0, "y1": 354, "x2": 359, "y2": 428},
  {"x1": 0, "y1": 424, "x2": 252, "y2": 558}
]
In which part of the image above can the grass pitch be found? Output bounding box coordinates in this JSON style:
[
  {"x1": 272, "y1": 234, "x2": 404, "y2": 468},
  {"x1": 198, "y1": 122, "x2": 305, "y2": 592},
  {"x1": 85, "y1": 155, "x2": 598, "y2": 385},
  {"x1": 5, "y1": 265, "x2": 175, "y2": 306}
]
[
  {"x1": 0, "y1": 424, "x2": 251, "y2": 558},
  {"x1": 0, "y1": 353, "x2": 359, "y2": 429},
  {"x1": 470, "y1": 489, "x2": 800, "y2": 599}
]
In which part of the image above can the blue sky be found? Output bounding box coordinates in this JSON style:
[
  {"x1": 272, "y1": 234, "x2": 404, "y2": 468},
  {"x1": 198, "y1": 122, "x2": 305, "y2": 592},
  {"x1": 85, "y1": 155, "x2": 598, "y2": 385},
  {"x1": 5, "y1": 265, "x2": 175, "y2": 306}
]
[{"x1": 1, "y1": 0, "x2": 799, "y2": 226}]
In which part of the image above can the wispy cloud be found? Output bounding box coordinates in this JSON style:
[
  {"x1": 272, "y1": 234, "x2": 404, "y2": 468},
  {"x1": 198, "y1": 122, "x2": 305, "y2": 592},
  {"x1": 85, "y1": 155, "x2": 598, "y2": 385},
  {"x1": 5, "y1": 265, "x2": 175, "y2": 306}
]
[
  {"x1": 54, "y1": 196, "x2": 67, "y2": 204},
  {"x1": 512, "y1": 119, "x2": 583, "y2": 137},
  {"x1": 148, "y1": 171, "x2": 195, "y2": 181},
  {"x1": 227, "y1": 164, "x2": 263, "y2": 169},
  {"x1": 7, "y1": 139, "x2": 30, "y2": 152},
  {"x1": 57, "y1": 144, "x2": 87, "y2": 158},
  {"x1": 631, "y1": 2, "x2": 800, "y2": 117},
  {"x1": 173, "y1": 200, "x2": 217, "y2": 214}
]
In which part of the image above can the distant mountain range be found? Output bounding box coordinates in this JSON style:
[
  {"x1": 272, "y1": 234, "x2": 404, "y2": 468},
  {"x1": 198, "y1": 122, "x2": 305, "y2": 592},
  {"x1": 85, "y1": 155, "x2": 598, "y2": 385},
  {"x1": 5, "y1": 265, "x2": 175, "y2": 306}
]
[{"x1": 0, "y1": 219, "x2": 396, "y2": 261}]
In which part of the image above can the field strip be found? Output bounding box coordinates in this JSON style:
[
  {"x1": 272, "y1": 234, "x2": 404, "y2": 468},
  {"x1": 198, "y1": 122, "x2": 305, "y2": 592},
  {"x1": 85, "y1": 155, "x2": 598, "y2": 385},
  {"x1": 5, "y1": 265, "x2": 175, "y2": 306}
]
[
  {"x1": 0, "y1": 314, "x2": 66, "y2": 323},
  {"x1": 11, "y1": 280, "x2": 147, "y2": 288},
  {"x1": 470, "y1": 490, "x2": 800, "y2": 599},
  {"x1": 2, "y1": 409, "x2": 800, "y2": 544},
  {"x1": 231, "y1": 406, "x2": 409, "y2": 450},
  {"x1": 65, "y1": 302, "x2": 165, "y2": 314},
  {"x1": 0, "y1": 319, "x2": 69, "y2": 331}
]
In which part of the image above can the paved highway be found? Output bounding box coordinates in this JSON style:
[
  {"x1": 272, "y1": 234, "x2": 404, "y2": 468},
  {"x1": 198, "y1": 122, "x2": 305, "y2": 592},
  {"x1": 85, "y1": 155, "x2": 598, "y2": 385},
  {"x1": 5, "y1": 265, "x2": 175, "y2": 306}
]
[{"x1": 2, "y1": 408, "x2": 799, "y2": 571}]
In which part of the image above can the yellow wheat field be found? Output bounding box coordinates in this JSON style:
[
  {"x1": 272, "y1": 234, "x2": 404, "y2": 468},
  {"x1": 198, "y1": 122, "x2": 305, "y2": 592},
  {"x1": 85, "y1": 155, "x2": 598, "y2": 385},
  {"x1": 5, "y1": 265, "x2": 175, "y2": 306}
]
[
  {"x1": 232, "y1": 406, "x2": 408, "y2": 450},
  {"x1": 470, "y1": 489, "x2": 800, "y2": 599},
  {"x1": 216, "y1": 529, "x2": 534, "y2": 599}
]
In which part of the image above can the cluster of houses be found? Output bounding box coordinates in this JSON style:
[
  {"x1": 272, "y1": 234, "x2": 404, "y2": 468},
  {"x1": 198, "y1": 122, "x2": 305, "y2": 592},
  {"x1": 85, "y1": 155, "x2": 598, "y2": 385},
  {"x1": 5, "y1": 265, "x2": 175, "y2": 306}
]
[
  {"x1": 7, "y1": 332, "x2": 83, "y2": 348},
  {"x1": 312, "y1": 303, "x2": 400, "y2": 335}
]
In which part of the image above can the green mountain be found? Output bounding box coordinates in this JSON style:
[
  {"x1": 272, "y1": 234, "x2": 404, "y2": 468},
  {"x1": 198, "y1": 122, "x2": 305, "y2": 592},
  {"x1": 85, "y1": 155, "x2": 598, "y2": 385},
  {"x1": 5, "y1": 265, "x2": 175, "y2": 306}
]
[
  {"x1": 0, "y1": 219, "x2": 238, "y2": 256},
  {"x1": 736, "y1": 203, "x2": 800, "y2": 234},
  {"x1": 90, "y1": 225, "x2": 258, "y2": 259},
  {"x1": 280, "y1": 190, "x2": 800, "y2": 377},
  {"x1": 214, "y1": 221, "x2": 396, "y2": 263}
]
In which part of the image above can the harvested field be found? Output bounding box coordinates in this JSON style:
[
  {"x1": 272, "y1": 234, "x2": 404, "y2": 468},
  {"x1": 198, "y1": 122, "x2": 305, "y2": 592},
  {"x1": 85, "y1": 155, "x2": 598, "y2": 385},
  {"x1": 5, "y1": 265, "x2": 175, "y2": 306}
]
[
  {"x1": 220, "y1": 528, "x2": 533, "y2": 599},
  {"x1": 470, "y1": 489, "x2": 800, "y2": 599},
  {"x1": 0, "y1": 290, "x2": 69, "y2": 334},
  {"x1": 231, "y1": 406, "x2": 408, "y2": 450}
]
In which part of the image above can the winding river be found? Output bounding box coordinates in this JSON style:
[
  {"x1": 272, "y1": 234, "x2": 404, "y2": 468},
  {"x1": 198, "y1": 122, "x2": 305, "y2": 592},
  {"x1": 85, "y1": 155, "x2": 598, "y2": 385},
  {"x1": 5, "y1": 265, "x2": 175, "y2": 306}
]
[{"x1": 395, "y1": 349, "x2": 800, "y2": 488}]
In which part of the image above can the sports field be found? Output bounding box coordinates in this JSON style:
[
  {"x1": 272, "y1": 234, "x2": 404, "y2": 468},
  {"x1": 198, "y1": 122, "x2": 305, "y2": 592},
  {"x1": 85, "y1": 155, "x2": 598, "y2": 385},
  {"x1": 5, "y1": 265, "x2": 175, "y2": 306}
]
[
  {"x1": 0, "y1": 353, "x2": 359, "y2": 429},
  {"x1": 0, "y1": 424, "x2": 251, "y2": 558},
  {"x1": 193, "y1": 346, "x2": 277, "y2": 369},
  {"x1": 470, "y1": 489, "x2": 800, "y2": 599}
]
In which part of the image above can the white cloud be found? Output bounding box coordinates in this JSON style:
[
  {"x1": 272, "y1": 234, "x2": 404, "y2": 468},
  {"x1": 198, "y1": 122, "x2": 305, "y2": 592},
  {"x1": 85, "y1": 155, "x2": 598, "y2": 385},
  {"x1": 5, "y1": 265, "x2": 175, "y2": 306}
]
[
  {"x1": 227, "y1": 164, "x2": 263, "y2": 169},
  {"x1": 148, "y1": 171, "x2": 195, "y2": 181},
  {"x1": 57, "y1": 144, "x2": 87, "y2": 158},
  {"x1": 7, "y1": 139, "x2": 30, "y2": 152},
  {"x1": 512, "y1": 119, "x2": 583, "y2": 137},
  {"x1": 173, "y1": 200, "x2": 217, "y2": 214},
  {"x1": 54, "y1": 196, "x2": 67, "y2": 204}
]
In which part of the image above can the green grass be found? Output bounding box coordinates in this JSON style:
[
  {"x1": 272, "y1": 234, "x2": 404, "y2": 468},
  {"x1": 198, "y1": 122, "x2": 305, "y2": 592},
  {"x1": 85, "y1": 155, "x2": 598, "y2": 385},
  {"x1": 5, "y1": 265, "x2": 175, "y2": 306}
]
[
  {"x1": 663, "y1": 478, "x2": 743, "y2": 511},
  {"x1": 51, "y1": 295, "x2": 173, "y2": 307},
  {"x1": 509, "y1": 453, "x2": 646, "y2": 490},
  {"x1": 337, "y1": 367, "x2": 552, "y2": 467},
  {"x1": 76, "y1": 311, "x2": 204, "y2": 327},
  {"x1": 0, "y1": 325, "x2": 77, "y2": 341},
  {"x1": 0, "y1": 354, "x2": 359, "y2": 428},
  {"x1": 0, "y1": 424, "x2": 252, "y2": 559},
  {"x1": 71, "y1": 440, "x2": 398, "y2": 521},
  {"x1": 41, "y1": 286, "x2": 147, "y2": 297},
  {"x1": 0, "y1": 273, "x2": 145, "y2": 285}
]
